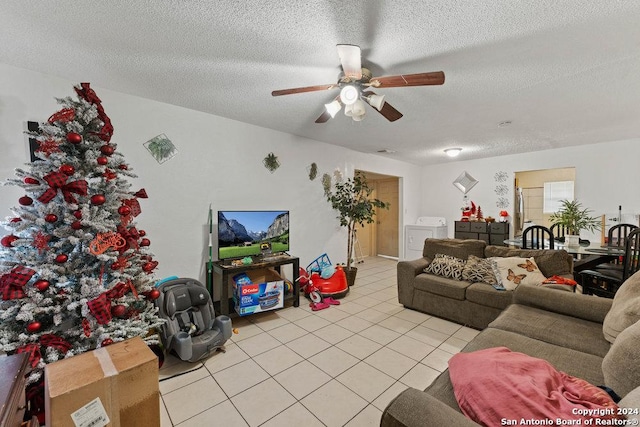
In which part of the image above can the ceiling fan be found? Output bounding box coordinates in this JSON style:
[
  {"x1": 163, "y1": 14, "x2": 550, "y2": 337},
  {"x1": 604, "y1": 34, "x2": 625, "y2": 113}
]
[{"x1": 272, "y1": 44, "x2": 445, "y2": 123}]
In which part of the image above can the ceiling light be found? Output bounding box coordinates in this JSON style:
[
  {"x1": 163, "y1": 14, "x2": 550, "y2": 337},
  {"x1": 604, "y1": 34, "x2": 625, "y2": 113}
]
[
  {"x1": 339, "y1": 85, "x2": 359, "y2": 105},
  {"x1": 444, "y1": 148, "x2": 462, "y2": 157},
  {"x1": 352, "y1": 112, "x2": 365, "y2": 122},
  {"x1": 324, "y1": 100, "x2": 342, "y2": 118},
  {"x1": 366, "y1": 94, "x2": 385, "y2": 111}
]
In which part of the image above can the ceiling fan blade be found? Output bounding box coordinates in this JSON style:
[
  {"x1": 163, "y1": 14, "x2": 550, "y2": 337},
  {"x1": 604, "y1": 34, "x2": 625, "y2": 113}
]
[
  {"x1": 272, "y1": 84, "x2": 337, "y2": 97},
  {"x1": 368, "y1": 71, "x2": 445, "y2": 88},
  {"x1": 363, "y1": 90, "x2": 403, "y2": 122},
  {"x1": 337, "y1": 44, "x2": 362, "y2": 80},
  {"x1": 315, "y1": 110, "x2": 332, "y2": 123}
]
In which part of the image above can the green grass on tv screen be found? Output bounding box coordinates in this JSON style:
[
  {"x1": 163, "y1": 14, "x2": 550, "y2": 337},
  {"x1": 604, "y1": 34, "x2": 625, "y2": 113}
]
[{"x1": 219, "y1": 234, "x2": 289, "y2": 259}]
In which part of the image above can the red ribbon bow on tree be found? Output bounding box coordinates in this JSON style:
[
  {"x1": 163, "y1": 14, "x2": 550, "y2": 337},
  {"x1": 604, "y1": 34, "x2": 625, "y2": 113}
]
[
  {"x1": 87, "y1": 281, "x2": 137, "y2": 325},
  {"x1": 40, "y1": 334, "x2": 72, "y2": 353},
  {"x1": 0, "y1": 265, "x2": 36, "y2": 300},
  {"x1": 16, "y1": 343, "x2": 41, "y2": 368},
  {"x1": 48, "y1": 108, "x2": 76, "y2": 124},
  {"x1": 74, "y1": 83, "x2": 113, "y2": 142},
  {"x1": 37, "y1": 171, "x2": 88, "y2": 204},
  {"x1": 117, "y1": 225, "x2": 140, "y2": 253}
]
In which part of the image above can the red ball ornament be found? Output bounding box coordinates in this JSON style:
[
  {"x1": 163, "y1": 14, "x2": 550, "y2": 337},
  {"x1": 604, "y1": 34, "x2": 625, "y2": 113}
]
[
  {"x1": 73, "y1": 210, "x2": 82, "y2": 219},
  {"x1": 118, "y1": 205, "x2": 131, "y2": 216},
  {"x1": 110, "y1": 262, "x2": 121, "y2": 270},
  {"x1": 147, "y1": 289, "x2": 160, "y2": 301},
  {"x1": 1, "y1": 235, "x2": 18, "y2": 247},
  {"x1": 100, "y1": 145, "x2": 115, "y2": 156},
  {"x1": 97, "y1": 156, "x2": 108, "y2": 166},
  {"x1": 142, "y1": 262, "x2": 155, "y2": 273},
  {"x1": 60, "y1": 164, "x2": 75, "y2": 176},
  {"x1": 118, "y1": 164, "x2": 128, "y2": 170},
  {"x1": 140, "y1": 238, "x2": 150, "y2": 247},
  {"x1": 27, "y1": 322, "x2": 41, "y2": 333},
  {"x1": 19, "y1": 196, "x2": 33, "y2": 206},
  {"x1": 111, "y1": 304, "x2": 127, "y2": 318},
  {"x1": 45, "y1": 213, "x2": 58, "y2": 223},
  {"x1": 24, "y1": 177, "x2": 39, "y2": 185},
  {"x1": 71, "y1": 220, "x2": 83, "y2": 230},
  {"x1": 66, "y1": 132, "x2": 82, "y2": 144},
  {"x1": 35, "y1": 280, "x2": 51, "y2": 291},
  {"x1": 55, "y1": 254, "x2": 68, "y2": 263},
  {"x1": 138, "y1": 230, "x2": 146, "y2": 237},
  {"x1": 101, "y1": 338, "x2": 114, "y2": 346},
  {"x1": 91, "y1": 194, "x2": 106, "y2": 205}
]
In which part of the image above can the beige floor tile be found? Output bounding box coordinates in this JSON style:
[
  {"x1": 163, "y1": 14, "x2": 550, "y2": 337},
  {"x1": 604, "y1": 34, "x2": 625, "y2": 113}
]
[
  {"x1": 267, "y1": 322, "x2": 308, "y2": 343},
  {"x1": 250, "y1": 311, "x2": 290, "y2": 331},
  {"x1": 231, "y1": 378, "x2": 297, "y2": 427},
  {"x1": 337, "y1": 361, "x2": 396, "y2": 402},
  {"x1": 358, "y1": 324, "x2": 401, "y2": 346},
  {"x1": 421, "y1": 348, "x2": 455, "y2": 372},
  {"x1": 334, "y1": 301, "x2": 368, "y2": 315},
  {"x1": 363, "y1": 347, "x2": 417, "y2": 380},
  {"x1": 286, "y1": 333, "x2": 332, "y2": 358},
  {"x1": 345, "y1": 404, "x2": 384, "y2": 427},
  {"x1": 439, "y1": 336, "x2": 469, "y2": 354},
  {"x1": 274, "y1": 360, "x2": 331, "y2": 399},
  {"x1": 452, "y1": 325, "x2": 481, "y2": 341},
  {"x1": 312, "y1": 323, "x2": 354, "y2": 344},
  {"x1": 377, "y1": 315, "x2": 417, "y2": 334},
  {"x1": 276, "y1": 306, "x2": 312, "y2": 322},
  {"x1": 399, "y1": 363, "x2": 441, "y2": 390},
  {"x1": 160, "y1": 397, "x2": 172, "y2": 427},
  {"x1": 308, "y1": 346, "x2": 360, "y2": 377},
  {"x1": 393, "y1": 308, "x2": 432, "y2": 324},
  {"x1": 295, "y1": 314, "x2": 331, "y2": 332},
  {"x1": 386, "y1": 335, "x2": 436, "y2": 361},
  {"x1": 314, "y1": 306, "x2": 351, "y2": 322},
  {"x1": 421, "y1": 316, "x2": 462, "y2": 335},
  {"x1": 301, "y1": 380, "x2": 368, "y2": 427},
  {"x1": 340, "y1": 315, "x2": 374, "y2": 333},
  {"x1": 371, "y1": 301, "x2": 405, "y2": 316},
  {"x1": 252, "y1": 345, "x2": 304, "y2": 375},
  {"x1": 230, "y1": 321, "x2": 264, "y2": 342},
  {"x1": 235, "y1": 331, "x2": 282, "y2": 357},
  {"x1": 159, "y1": 361, "x2": 209, "y2": 395},
  {"x1": 260, "y1": 402, "x2": 325, "y2": 427},
  {"x1": 175, "y1": 400, "x2": 247, "y2": 427},
  {"x1": 354, "y1": 308, "x2": 392, "y2": 323},
  {"x1": 162, "y1": 377, "x2": 227, "y2": 425},
  {"x1": 336, "y1": 334, "x2": 383, "y2": 360},
  {"x1": 212, "y1": 358, "x2": 269, "y2": 397},
  {"x1": 352, "y1": 295, "x2": 384, "y2": 308},
  {"x1": 203, "y1": 342, "x2": 249, "y2": 374},
  {"x1": 405, "y1": 324, "x2": 450, "y2": 347}
]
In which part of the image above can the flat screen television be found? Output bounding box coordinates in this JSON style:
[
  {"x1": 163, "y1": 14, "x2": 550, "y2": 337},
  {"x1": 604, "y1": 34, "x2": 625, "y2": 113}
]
[{"x1": 218, "y1": 210, "x2": 289, "y2": 260}]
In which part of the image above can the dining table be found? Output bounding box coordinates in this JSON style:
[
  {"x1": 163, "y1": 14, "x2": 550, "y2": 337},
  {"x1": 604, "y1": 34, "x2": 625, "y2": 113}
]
[{"x1": 502, "y1": 237, "x2": 625, "y2": 271}]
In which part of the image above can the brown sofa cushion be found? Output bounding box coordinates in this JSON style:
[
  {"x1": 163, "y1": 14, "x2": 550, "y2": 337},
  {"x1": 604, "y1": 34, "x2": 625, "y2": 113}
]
[
  {"x1": 603, "y1": 318, "x2": 640, "y2": 397},
  {"x1": 423, "y1": 238, "x2": 486, "y2": 261},
  {"x1": 465, "y1": 283, "x2": 513, "y2": 310},
  {"x1": 485, "y1": 245, "x2": 573, "y2": 277},
  {"x1": 603, "y1": 270, "x2": 640, "y2": 344},
  {"x1": 413, "y1": 273, "x2": 470, "y2": 300}
]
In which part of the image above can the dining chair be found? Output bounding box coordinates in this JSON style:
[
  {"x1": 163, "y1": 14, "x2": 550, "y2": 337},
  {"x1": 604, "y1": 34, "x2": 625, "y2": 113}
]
[
  {"x1": 522, "y1": 225, "x2": 554, "y2": 249},
  {"x1": 579, "y1": 227, "x2": 640, "y2": 298},
  {"x1": 596, "y1": 223, "x2": 638, "y2": 271},
  {"x1": 549, "y1": 223, "x2": 569, "y2": 244}
]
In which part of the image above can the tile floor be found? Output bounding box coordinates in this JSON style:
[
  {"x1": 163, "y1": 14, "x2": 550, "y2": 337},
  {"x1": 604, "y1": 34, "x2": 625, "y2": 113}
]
[{"x1": 158, "y1": 257, "x2": 479, "y2": 426}]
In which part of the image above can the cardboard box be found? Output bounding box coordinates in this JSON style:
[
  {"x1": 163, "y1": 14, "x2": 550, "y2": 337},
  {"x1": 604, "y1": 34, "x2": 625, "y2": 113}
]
[
  {"x1": 233, "y1": 268, "x2": 284, "y2": 316},
  {"x1": 45, "y1": 336, "x2": 159, "y2": 427}
]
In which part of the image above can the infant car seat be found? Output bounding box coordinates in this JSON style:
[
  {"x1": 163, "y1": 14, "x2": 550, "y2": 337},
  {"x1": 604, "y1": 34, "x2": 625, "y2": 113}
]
[{"x1": 155, "y1": 278, "x2": 232, "y2": 362}]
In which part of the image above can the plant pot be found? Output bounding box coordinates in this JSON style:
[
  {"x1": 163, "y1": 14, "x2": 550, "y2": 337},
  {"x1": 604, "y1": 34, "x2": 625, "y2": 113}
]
[
  {"x1": 565, "y1": 235, "x2": 580, "y2": 247},
  {"x1": 344, "y1": 267, "x2": 358, "y2": 287}
]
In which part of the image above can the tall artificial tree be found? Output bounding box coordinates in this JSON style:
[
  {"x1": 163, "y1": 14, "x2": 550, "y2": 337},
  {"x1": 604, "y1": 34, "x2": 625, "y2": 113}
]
[{"x1": 0, "y1": 84, "x2": 163, "y2": 394}]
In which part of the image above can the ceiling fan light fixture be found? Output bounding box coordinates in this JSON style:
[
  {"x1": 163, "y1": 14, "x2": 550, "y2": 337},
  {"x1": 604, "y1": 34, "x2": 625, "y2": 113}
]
[
  {"x1": 444, "y1": 148, "x2": 462, "y2": 158},
  {"x1": 366, "y1": 94, "x2": 386, "y2": 111},
  {"x1": 339, "y1": 85, "x2": 359, "y2": 105},
  {"x1": 344, "y1": 103, "x2": 354, "y2": 117},
  {"x1": 351, "y1": 99, "x2": 366, "y2": 117},
  {"x1": 352, "y1": 112, "x2": 365, "y2": 122},
  {"x1": 324, "y1": 100, "x2": 342, "y2": 118}
]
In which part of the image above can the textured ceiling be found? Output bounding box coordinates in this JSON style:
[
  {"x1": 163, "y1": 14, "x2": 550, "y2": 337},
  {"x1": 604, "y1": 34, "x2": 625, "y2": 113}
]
[{"x1": 1, "y1": 1, "x2": 640, "y2": 165}]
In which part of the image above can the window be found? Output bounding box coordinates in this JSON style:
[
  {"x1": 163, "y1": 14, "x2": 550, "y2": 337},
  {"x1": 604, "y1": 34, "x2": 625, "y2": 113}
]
[{"x1": 543, "y1": 181, "x2": 574, "y2": 213}]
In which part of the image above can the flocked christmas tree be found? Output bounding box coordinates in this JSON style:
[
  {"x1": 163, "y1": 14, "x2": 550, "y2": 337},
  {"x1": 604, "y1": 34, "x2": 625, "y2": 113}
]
[{"x1": 0, "y1": 83, "x2": 163, "y2": 389}]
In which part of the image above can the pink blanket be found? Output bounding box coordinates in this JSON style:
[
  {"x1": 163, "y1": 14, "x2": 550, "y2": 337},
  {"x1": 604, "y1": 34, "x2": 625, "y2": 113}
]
[{"x1": 448, "y1": 347, "x2": 623, "y2": 426}]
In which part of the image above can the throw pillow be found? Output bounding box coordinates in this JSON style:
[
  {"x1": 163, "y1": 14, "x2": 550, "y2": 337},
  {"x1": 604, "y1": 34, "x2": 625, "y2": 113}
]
[
  {"x1": 424, "y1": 253, "x2": 466, "y2": 280},
  {"x1": 602, "y1": 270, "x2": 640, "y2": 344},
  {"x1": 491, "y1": 256, "x2": 547, "y2": 290},
  {"x1": 462, "y1": 255, "x2": 498, "y2": 285}
]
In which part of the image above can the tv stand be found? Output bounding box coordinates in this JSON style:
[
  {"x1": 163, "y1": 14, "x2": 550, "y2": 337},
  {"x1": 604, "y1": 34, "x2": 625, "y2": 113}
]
[{"x1": 211, "y1": 255, "x2": 300, "y2": 315}]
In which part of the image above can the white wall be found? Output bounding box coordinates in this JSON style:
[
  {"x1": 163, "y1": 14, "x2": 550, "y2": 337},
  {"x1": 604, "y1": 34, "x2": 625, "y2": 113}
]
[
  {"x1": 420, "y1": 140, "x2": 640, "y2": 243},
  {"x1": 0, "y1": 63, "x2": 423, "y2": 298}
]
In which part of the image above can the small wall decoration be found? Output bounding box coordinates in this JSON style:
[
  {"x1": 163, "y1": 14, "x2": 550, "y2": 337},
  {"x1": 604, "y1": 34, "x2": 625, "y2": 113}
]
[
  {"x1": 307, "y1": 163, "x2": 318, "y2": 180},
  {"x1": 494, "y1": 170, "x2": 510, "y2": 209},
  {"x1": 144, "y1": 134, "x2": 177, "y2": 164},
  {"x1": 453, "y1": 171, "x2": 478, "y2": 194},
  {"x1": 322, "y1": 173, "x2": 332, "y2": 196},
  {"x1": 263, "y1": 152, "x2": 280, "y2": 173}
]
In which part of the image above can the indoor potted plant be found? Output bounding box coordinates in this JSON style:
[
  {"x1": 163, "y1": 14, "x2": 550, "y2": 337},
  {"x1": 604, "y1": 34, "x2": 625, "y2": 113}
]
[
  {"x1": 549, "y1": 199, "x2": 600, "y2": 246},
  {"x1": 326, "y1": 172, "x2": 388, "y2": 286}
]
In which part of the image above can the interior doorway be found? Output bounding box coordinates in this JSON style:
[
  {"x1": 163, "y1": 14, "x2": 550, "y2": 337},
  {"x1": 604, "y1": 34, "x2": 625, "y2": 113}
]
[{"x1": 357, "y1": 170, "x2": 400, "y2": 259}]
